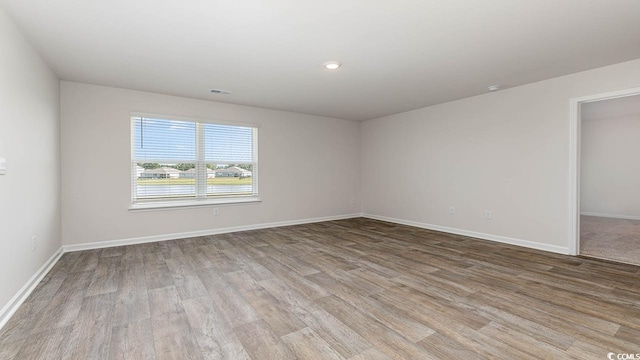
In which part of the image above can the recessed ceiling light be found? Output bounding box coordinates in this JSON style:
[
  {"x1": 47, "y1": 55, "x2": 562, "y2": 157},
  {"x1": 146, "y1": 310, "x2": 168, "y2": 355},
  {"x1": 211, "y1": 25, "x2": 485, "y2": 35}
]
[
  {"x1": 323, "y1": 61, "x2": 342, "y2": 70},
  {"x1": 210, "y1": 89, "x2": 232, "y2": 95},
  {"x1": 487, "y1": 85, "x2": 501, "y2": 92}
]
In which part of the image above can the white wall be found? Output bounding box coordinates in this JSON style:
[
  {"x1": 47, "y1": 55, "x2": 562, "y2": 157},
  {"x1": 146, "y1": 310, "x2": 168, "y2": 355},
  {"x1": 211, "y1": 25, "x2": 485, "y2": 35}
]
[
  {"x1": 361, "y1": 59, "x2": 640, "y2": 252},
  {"x1": 60, "y1": 82, "x2": 360, "y2": 246},
  {"x1": 0, "y1": 8, "x2": 60, "y2": 311},
  {"x1": 581, "y1": 111, "x2": 640, "y2": 218}
]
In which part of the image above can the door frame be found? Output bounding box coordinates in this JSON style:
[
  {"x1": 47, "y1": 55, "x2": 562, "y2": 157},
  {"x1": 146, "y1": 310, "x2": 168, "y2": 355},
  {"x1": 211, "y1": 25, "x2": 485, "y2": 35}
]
[{"x1": 569, "y1": 86, "x2": 640, "y2": 255}]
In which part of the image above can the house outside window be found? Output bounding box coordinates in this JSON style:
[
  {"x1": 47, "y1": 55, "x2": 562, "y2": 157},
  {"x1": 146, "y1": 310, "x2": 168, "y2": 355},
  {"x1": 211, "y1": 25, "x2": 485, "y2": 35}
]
[{"x1": 131, "y1": 114, "x2": 259, "y2": 209}]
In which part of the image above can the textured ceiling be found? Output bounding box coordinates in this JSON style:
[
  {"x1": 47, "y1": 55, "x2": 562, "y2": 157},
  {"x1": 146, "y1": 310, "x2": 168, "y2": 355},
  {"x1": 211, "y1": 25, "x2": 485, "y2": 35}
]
[{"x1": 2, "y1": 0, "x2": 639, "y2": 120}]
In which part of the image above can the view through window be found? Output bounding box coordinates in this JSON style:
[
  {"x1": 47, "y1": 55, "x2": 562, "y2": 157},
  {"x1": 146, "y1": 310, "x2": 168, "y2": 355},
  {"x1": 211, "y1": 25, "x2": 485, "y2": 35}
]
[{"x1": 131, "y1": 115, "x2": 258, "y2": 206}]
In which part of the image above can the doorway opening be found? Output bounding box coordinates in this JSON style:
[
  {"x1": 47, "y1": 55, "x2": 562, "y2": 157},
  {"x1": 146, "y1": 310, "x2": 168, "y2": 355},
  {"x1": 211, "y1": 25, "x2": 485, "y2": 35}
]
[{"x1": 570, "y1": 87, "x2": 640, "y2": 265}]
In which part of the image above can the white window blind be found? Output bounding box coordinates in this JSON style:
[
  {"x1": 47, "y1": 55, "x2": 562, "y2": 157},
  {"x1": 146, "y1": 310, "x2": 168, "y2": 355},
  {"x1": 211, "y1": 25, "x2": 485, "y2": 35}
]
[{"x1": 131, "y1": 115, "x2": 258, "y2": 207}]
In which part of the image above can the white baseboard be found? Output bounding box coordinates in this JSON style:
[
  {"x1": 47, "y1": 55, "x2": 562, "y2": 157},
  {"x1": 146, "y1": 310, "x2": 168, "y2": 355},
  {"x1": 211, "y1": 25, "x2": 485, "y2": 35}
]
[
  {"x1": 581, "y1": 212, "x2": 640, "y2": 221},
  {"x1": 63, "y1": 213, "x2": 363, "y2": 252},
  {"x1": 362, "y1": 213, "x2": 570, "y2": 255},
  {"x1": 0, "y1": 247, "x2": 64, "y2": 330}
]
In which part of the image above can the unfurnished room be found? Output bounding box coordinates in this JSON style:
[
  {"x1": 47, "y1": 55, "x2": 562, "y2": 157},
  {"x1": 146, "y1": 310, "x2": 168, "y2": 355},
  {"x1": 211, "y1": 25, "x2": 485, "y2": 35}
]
[{"x1": 1, "y1": 1, "x2": 640, "y2": 359}]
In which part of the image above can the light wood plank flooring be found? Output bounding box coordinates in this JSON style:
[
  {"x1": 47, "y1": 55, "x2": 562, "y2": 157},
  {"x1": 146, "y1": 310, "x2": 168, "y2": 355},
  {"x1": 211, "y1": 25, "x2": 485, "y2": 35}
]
[{"x1": 1, "y1": 218, "x2": 639, "y2": 359}]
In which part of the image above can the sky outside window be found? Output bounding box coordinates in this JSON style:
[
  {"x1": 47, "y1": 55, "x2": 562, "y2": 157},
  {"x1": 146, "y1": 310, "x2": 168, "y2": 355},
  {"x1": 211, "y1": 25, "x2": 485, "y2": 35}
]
[{"x1": 133, "y1": 117, "x2": 253, "y2": 162}]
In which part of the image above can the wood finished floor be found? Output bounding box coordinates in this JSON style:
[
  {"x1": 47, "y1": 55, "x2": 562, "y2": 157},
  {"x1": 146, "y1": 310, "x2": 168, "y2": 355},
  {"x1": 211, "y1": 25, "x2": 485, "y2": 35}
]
[{"x1": 1, "y1": 218, "x2": 639, "y2": 359}]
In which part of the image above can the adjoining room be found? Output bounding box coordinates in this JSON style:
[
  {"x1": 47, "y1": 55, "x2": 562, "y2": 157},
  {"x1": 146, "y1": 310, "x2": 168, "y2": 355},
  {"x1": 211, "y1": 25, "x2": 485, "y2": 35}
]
[{"x1": 580, "y1": 94, "x2": 640, "y2": 266}]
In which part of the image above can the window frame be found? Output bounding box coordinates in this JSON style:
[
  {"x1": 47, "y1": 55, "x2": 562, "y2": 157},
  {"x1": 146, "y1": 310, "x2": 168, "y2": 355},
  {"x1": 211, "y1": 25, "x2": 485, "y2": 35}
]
[{"x1": 129, "y1": 112, "x2": 260, "y2": 211}]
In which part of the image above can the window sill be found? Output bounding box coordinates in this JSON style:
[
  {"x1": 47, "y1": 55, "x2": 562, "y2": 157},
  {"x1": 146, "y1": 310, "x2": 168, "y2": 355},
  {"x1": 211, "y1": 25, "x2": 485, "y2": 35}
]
[{"x1": 129, "y1": 197, "x2": 261, "y2": 211}]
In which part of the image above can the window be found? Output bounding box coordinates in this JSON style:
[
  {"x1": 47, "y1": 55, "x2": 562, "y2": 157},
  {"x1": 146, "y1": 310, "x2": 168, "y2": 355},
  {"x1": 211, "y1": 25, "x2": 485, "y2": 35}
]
[{"x1": 131, "y1": 114, "x2": 259, "y2": 209}]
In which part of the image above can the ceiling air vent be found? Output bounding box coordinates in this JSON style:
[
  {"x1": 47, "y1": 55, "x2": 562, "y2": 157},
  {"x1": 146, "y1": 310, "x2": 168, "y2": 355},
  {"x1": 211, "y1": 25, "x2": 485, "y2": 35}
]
[{"x1": 210, "y1": 89, "x2": 232, "y2": 95}]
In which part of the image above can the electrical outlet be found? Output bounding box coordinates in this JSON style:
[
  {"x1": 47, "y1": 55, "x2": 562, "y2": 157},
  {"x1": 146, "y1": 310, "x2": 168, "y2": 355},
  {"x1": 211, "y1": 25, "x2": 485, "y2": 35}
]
[
  {"x1": 31, "y1": 236, "x2": 37, "y2": 252},
  {"x1": 449, "y1": 207, "x2": 455, "y2": 215},
  {"x1": 485, "y1": 210, "x2": 492, "y2": 220},
  {"x1": 213, "y1": 208, "x2": 220, "y2": 216}
]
